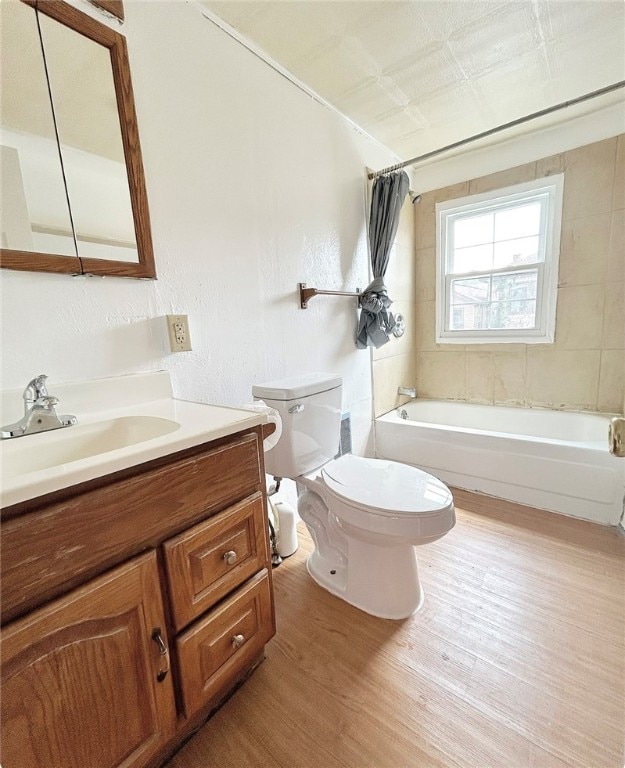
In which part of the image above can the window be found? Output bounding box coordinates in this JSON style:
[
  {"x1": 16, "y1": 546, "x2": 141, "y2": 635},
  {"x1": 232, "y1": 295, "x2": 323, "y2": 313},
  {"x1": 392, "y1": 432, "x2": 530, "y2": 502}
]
[{"x1": 436, "y1": 175, "x2": 563, "y2": 343}]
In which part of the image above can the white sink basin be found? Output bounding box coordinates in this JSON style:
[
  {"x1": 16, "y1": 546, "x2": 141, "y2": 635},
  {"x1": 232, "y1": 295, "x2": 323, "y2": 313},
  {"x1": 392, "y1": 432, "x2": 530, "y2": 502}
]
[
  {"x1": 2, "y1": 415, "x2": 180, "y2": 477},
  {"x1": 0, "y1": 372, "x2": 270, "y2": 507}
]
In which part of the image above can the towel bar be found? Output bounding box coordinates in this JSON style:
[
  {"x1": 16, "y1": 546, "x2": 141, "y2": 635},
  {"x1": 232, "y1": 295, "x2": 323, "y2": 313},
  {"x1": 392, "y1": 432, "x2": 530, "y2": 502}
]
[{"x1": 299, "y1": 283, "x2": 361, "y2": 309}]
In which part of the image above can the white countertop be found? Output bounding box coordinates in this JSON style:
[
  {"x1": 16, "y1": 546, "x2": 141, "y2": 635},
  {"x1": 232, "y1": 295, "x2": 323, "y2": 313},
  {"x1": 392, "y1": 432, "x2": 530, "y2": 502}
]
[{"x1": 0, "y1": 372, "x2": 267, "y2": 508}]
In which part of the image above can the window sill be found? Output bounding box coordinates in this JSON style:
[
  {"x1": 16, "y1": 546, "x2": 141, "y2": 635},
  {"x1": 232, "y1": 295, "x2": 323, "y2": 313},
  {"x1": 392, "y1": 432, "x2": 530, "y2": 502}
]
[{"x1": 436, "y1": 334, "x2": 555, "y2": 345}]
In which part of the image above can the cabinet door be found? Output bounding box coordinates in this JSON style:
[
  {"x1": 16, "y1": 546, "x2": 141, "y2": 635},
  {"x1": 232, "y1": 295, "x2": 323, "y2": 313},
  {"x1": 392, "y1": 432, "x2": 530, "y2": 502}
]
[{"x1": 1, "y1": 552, "x2": 177, "y2": 768}]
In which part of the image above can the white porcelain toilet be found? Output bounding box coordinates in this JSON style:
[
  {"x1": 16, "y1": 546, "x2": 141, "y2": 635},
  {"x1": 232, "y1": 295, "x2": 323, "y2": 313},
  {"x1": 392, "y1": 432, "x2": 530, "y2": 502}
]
[{"x1": 253, "y1": 373, "x2": 455, "y2": 619}]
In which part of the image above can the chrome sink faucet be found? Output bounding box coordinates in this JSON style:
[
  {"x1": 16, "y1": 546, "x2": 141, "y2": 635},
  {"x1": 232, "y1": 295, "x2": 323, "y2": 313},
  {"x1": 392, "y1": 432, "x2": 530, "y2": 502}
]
[{"x1": 1, "y1": 374, "x2": 77, "y2": 439}]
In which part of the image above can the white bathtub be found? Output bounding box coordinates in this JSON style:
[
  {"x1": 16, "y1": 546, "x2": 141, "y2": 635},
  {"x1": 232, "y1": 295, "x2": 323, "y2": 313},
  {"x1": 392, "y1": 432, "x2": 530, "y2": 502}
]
[{"x1": 375, "y1": 400, "x2": 625, "y2": 526}]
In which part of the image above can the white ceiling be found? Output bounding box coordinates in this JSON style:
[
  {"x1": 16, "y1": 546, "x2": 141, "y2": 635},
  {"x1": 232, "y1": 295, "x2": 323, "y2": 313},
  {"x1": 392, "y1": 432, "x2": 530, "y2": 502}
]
[{"x1": 201, "y1": 0, "x2": 625, "y2": 161}]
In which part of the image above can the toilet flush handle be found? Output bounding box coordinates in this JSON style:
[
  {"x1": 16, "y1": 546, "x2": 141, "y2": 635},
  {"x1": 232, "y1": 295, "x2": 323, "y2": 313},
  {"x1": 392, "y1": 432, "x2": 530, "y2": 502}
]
[{"x1": 289, "y1": 403, "x2": 304, "y2": 414}]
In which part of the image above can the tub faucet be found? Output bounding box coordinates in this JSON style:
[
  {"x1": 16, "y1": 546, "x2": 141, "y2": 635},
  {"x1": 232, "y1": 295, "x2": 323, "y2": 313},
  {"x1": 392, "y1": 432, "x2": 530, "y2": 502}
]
[
  {"x1": 1, "y1": 374, "x2": 77, "y2": 439},
  {"x1": 397, "y1": 386, "x2": 416, "y2": 398}
]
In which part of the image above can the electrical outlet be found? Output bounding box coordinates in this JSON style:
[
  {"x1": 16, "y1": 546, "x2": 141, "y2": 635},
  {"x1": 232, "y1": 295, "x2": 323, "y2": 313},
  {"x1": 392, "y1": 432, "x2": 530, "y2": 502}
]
[{"x1": 166, "y1": 314, "x2": 192, "y2": 352}]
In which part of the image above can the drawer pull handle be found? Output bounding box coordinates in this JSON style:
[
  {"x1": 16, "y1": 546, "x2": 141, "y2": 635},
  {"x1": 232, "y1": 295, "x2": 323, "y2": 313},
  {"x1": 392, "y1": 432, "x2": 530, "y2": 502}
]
[
  {"x1": 232, "y1": 633, "x2": 245, "y2": 650},
  {"x1": 151, "y1": 628, "x2": 170, "y2": 682},
  {"x1": 223, "y1": 550, "x2": 238, "y2": 566}
]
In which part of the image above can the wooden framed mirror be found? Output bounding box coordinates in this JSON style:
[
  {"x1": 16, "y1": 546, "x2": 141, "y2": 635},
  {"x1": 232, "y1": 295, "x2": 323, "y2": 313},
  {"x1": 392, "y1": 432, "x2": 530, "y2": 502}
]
[
  {"x1": 0, "y1": 0, "x2": 155, "y2": 279},
  {"x1": 89, "y1": 0, "x2": 124, "y2": 21}
]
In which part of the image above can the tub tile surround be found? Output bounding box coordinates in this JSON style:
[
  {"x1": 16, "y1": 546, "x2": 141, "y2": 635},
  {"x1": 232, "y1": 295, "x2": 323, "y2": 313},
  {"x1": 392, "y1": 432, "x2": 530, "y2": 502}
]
[
  {"x1": 599, "y1": 350, "x2": 625, "y2": 414},
  {"x1": 466, "y1": 350, "x2": 495, "y2": 404},
  {"x1": 493, "y1": 351, "x2": 527, "y2": 405},
  {"x1": 562, "y1": 137, "x2": 619, "y2": 221},
  {"x1": 608, "y1": 208, "x2": 624, "y2": 282},
  {"x1": 414, "y1": 135, "x2": 625, "y2": 414},
  {"x1": 559, "y1": 213, "x2": 611, "y2": 287},
  {"x1": 555, "y1": 284, "x2": 605, "y2": 350},
  {"x1": 415, "y1": 181, "x2": 470, "y2": 251},
  {"x1": 614, "y1": 135, "x2": 625, "y2": 210},
  {"x1": 526, "y1": 349, "x2": 602, "y2": 409},
  {"x1": 373, "y1": 354, "x2": 418, "y2": 416},
  {"x1": 602, "y1": 280, "x2": 625, "y2": 351}
]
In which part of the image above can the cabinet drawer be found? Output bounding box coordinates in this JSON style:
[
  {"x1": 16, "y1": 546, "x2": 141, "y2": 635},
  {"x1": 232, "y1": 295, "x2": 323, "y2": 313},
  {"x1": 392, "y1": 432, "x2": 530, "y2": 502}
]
[
  {"x1": 176, "y1": 569, "x2": 274, "y2": 718},
  {"x1": 164, "y1": 493, "x2": 268, "y2": 630}
]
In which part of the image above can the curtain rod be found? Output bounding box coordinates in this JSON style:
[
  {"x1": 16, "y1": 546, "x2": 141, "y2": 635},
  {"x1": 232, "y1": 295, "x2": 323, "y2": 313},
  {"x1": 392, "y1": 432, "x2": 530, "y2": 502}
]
[{"x1": 368, "y1": 80, "x2": 625, "y2": 180}]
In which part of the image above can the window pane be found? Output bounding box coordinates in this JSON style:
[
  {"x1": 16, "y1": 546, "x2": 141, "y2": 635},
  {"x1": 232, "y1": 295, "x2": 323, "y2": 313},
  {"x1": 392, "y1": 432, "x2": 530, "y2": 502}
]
[
  {"x1": 452, "y1": 243, "x2": 493, "y2": 273},
  {"x1": 450, "y1": 276, "x2": 490, "y2": 305},
  {"x1": 449, "y1": 303, "x2": 491, "y2": 330},
  {"x1": 453, "y1": 212, "x2": 493, "y2": 248},
  {"x1": 489, "y1": 299, "x2": 537, "y2": 329},
  {"x1": 491, "y1": 270, "x2": 537, "y2": 302},
  {"x1": 493, "y1": 235, "x2": 540, "y2": 268},
  {"x1": 494, "y1": 202, "x2": 541, "y2": 241}
]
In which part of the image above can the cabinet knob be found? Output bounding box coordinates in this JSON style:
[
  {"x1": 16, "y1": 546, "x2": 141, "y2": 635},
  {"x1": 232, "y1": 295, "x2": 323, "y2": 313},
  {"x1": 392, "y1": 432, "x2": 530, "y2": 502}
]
[
  {"x1": 151, "y1": 628, "x2": 170, "y2": 682},
  {"x1": 223, "y1": 550, "x2": 237, "y2": 566},
  {"x1": 231, "y1": 633, "x2": 245, "y2": 650}
]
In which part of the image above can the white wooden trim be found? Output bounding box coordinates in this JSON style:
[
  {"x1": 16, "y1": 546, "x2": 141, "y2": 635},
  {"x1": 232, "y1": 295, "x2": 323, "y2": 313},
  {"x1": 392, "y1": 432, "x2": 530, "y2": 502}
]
[{"x1": 435, "y1": 175, "x2": 564, "y2": 344}]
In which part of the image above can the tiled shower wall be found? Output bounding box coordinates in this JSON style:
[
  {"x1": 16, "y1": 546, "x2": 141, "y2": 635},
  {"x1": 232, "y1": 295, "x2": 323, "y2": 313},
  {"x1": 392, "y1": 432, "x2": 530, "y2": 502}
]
[{"x1": 412, "y1": 135, "x2": 624, "y2": 414}]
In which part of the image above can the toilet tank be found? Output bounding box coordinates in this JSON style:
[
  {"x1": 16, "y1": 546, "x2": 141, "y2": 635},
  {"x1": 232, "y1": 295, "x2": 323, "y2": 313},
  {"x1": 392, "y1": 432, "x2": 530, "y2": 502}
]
[{"x1": 252, "y1": 373, "x2": 342, "y2": 478}]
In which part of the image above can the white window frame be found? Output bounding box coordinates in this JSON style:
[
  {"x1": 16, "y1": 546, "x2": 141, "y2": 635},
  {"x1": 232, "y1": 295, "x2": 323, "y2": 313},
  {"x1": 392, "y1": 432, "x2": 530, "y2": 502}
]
[{"x1": 435, "y1": 174, "x2": 564, "y2": 344}]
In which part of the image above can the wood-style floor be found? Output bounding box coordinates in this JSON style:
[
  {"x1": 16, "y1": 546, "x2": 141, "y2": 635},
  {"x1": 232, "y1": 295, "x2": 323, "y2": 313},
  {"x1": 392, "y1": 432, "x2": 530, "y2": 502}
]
[{"x1": 167, "y1": 490, "x2": 625, "y2": 768}]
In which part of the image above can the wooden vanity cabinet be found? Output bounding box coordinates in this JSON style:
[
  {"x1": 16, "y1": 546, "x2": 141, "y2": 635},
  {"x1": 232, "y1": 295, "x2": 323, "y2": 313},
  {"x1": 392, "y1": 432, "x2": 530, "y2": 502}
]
[{"x1": 0, "y1": 426, "x2": 276, "y2": 768}]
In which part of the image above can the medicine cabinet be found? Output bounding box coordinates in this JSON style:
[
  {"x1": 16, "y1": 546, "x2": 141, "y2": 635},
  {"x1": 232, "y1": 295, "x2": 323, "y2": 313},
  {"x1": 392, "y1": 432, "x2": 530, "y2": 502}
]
[{"x1": 0, "y1": 0, "x2": 155, "y2": 278}]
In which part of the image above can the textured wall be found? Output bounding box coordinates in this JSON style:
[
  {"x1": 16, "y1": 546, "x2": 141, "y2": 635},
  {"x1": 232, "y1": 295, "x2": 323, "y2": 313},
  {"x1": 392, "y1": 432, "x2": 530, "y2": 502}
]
[
  {"x1": 0, "y1": 0, "x2": 400, "y2": 456},
  {"x1": 413, "y1": 135, "x2": 624, "y2": 413}
]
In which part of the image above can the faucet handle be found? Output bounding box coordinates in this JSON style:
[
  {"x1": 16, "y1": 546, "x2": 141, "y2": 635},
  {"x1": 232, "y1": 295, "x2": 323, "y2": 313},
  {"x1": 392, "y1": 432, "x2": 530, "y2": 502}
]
[
  {"x1": 33, "y1": 395, "x2": 59, "y2": 410},
  {"x1": 24, "y1": 374, "x2": 49, "y2": 405}
]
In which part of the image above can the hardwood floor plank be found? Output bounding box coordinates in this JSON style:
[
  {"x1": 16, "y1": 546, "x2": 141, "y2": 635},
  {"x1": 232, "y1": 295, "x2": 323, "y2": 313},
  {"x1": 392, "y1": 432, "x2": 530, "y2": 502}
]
[{"x1": 167, "y1": 493, "x2": 625, "y2": 768}]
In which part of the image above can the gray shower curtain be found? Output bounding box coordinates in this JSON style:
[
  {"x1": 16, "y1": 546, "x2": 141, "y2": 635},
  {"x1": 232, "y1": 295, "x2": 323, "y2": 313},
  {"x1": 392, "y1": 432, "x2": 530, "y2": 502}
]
[{"x1": 356, "y1": 170, "x2": 410, "y2": 349}]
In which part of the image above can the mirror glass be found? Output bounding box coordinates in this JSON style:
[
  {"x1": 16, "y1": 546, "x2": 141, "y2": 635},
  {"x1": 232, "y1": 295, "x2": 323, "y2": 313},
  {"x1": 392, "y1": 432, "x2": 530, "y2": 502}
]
[
  {"x1": 37, "y1": 11, "x2": 139, "y2": 263},
  {"x1": 0, "y1": 0, "x2": 77, "y2": 258}
]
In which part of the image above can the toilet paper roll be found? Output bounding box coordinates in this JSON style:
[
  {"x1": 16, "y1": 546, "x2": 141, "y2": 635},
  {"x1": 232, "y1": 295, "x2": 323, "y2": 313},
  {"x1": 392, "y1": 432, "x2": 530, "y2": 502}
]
[
  {"x1": 242, "y1": 399, "x2": 282, "y2": 451},
  {"x1": 271, "y1": 500, "x2": 298, "y2": 558}
]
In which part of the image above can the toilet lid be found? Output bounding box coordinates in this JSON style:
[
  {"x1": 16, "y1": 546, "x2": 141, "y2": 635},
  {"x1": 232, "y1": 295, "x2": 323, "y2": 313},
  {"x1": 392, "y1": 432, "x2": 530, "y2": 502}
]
[{"x1": 321, "y1": 455, "x2": 452, "y2": 516}]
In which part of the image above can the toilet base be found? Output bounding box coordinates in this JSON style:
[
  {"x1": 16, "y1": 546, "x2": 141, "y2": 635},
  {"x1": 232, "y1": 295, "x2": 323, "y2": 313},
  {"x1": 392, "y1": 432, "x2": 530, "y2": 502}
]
[{"x1": 306, "y1": 538, "x2": 424, "y2": 621}]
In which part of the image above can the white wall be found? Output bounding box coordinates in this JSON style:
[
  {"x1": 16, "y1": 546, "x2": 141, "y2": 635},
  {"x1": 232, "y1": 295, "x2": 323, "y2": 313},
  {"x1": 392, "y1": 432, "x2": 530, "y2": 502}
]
[{"x1": 0, "y1": 0, "x2": 399, "y2": 455}]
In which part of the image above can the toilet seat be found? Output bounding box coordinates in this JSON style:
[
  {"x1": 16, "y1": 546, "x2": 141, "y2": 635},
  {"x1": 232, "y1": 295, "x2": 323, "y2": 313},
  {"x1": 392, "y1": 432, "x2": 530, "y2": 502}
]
[{"x1": 321, "y1": 454, "x2": 453, "y2": 517}]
